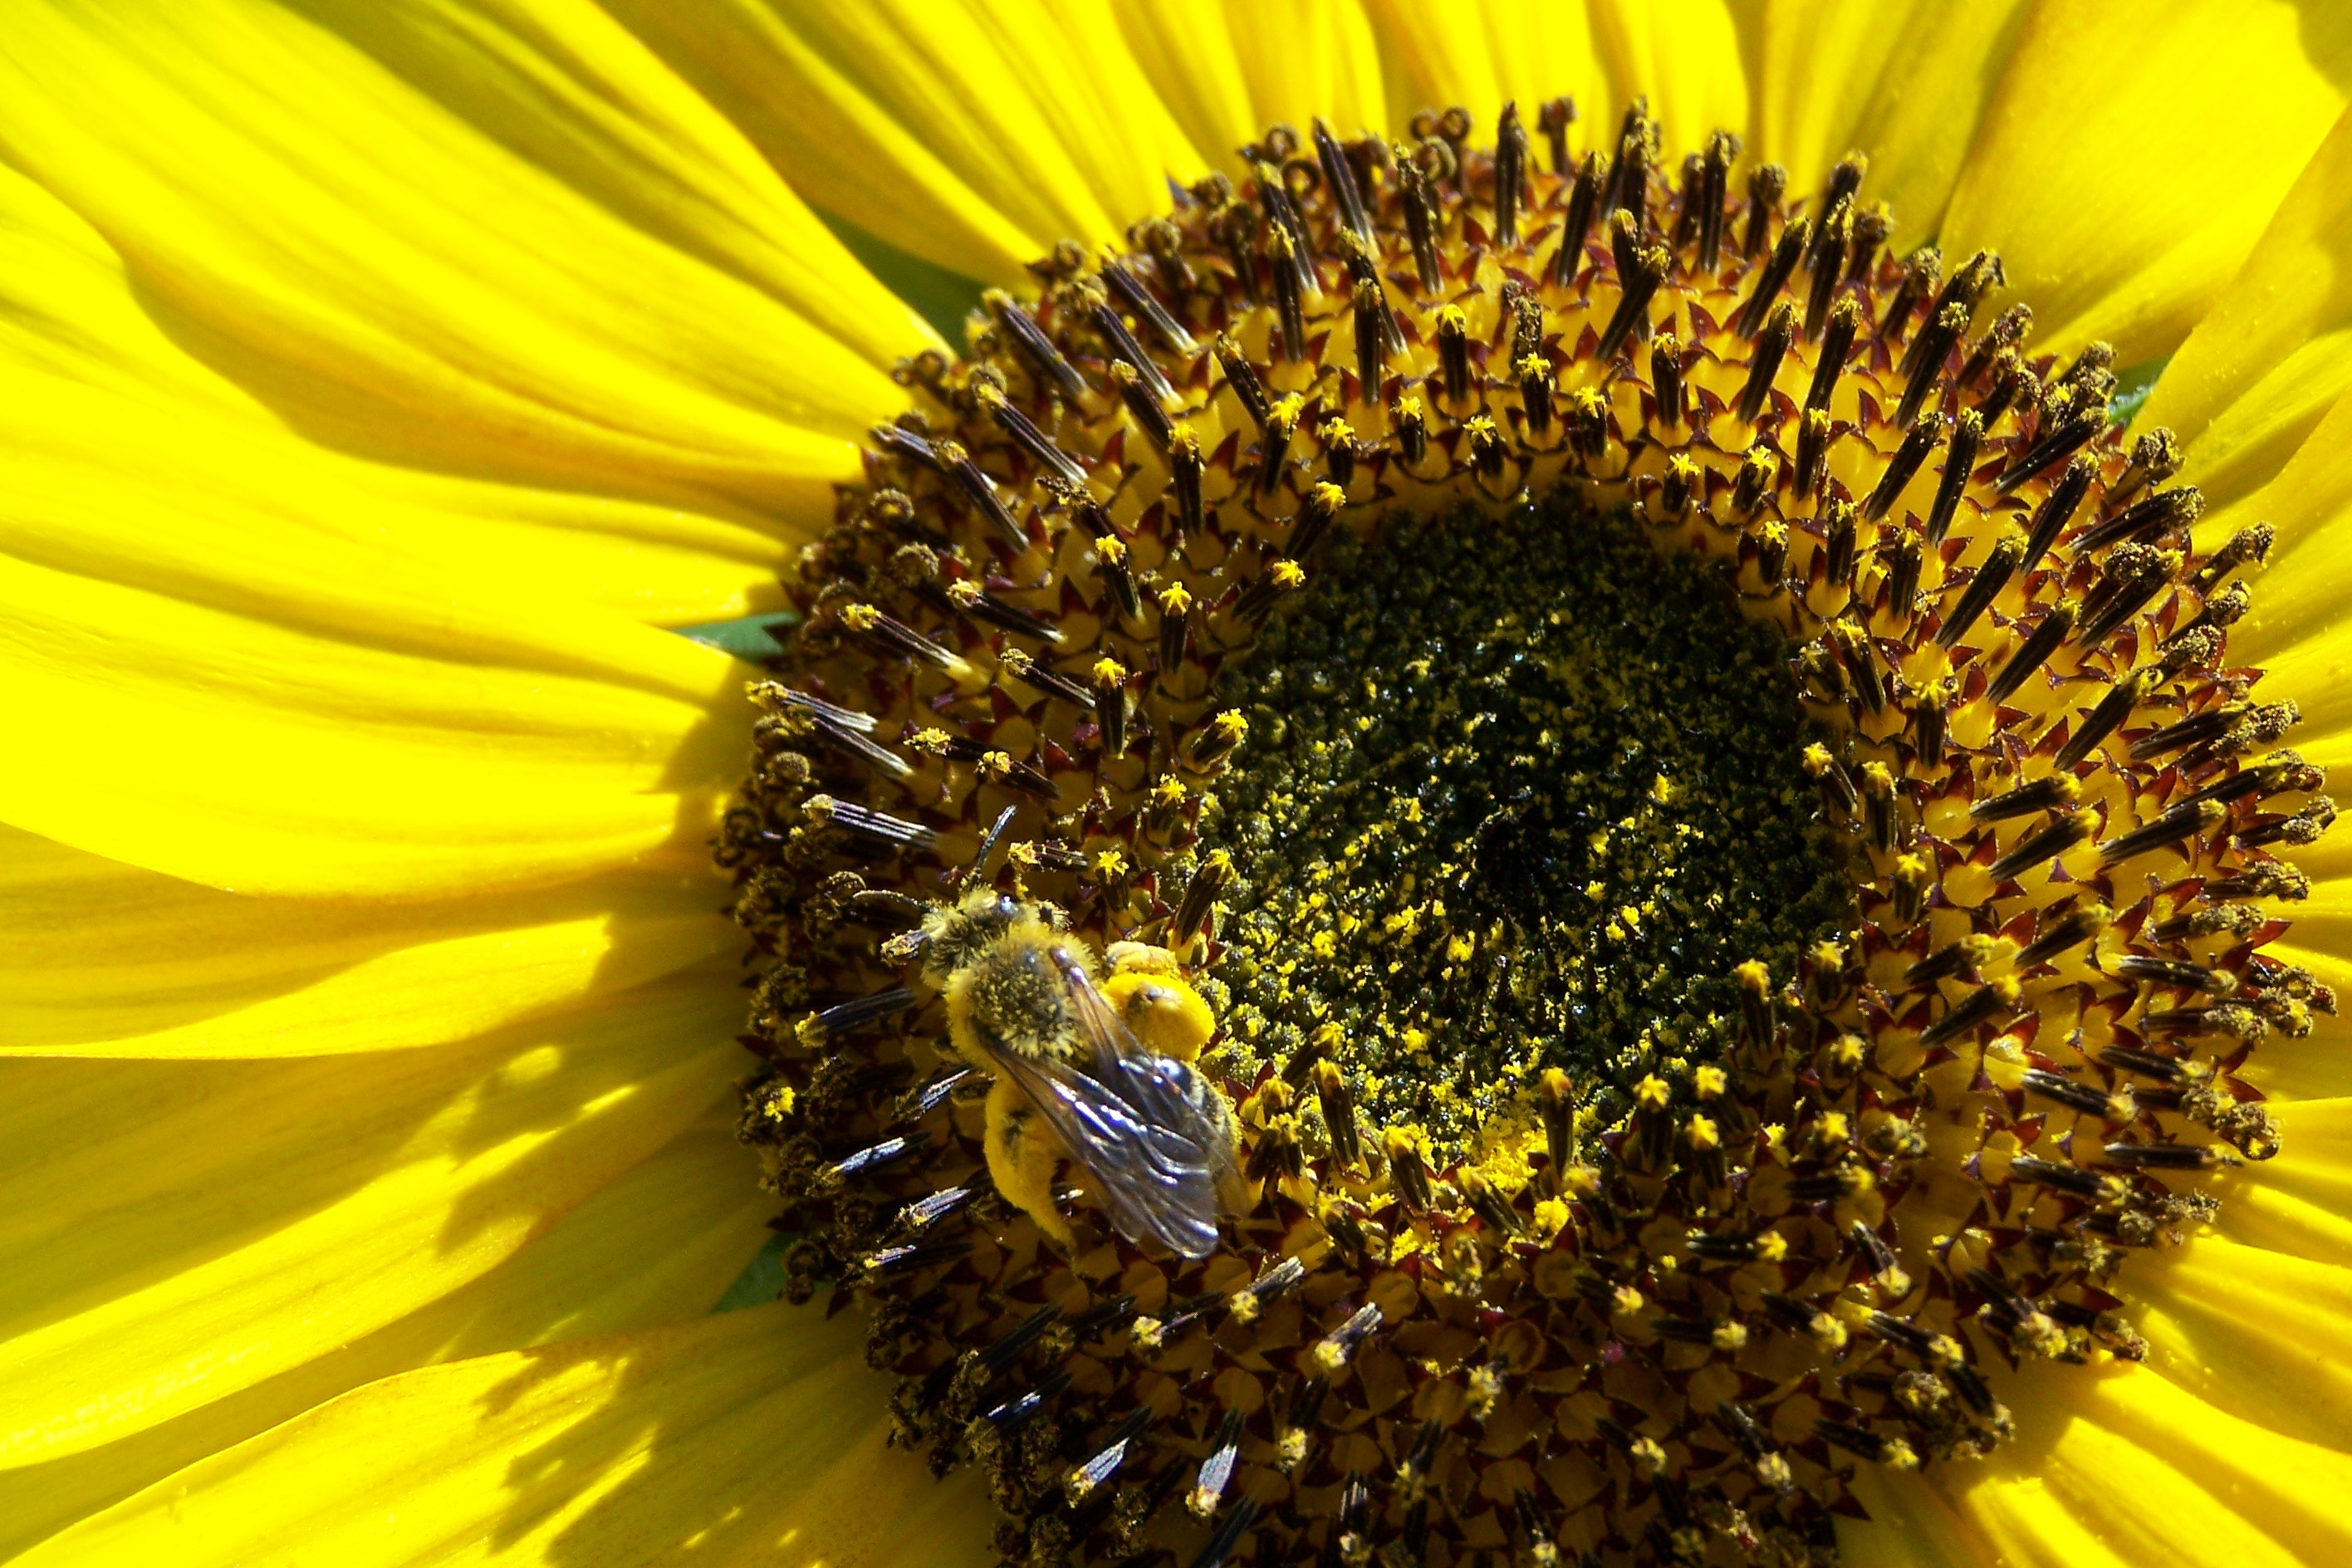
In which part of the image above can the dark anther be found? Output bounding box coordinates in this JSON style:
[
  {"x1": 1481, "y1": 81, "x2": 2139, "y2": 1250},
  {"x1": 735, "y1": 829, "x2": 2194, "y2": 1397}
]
[
  {"x1": 977, "y1": 1304, "x2": 1063, "y2": 1373},
  {"x1": 1552, "y1": 153, "x2": 1605, "y2": 290},
  {"x1": 830, "y1": 1132, "x2": 928, "y2": 1183},
  {"x1": 1188, "y1": 1496, "x2": 1261, "y2": 1568},
  {"x1": 1088, "y1": 291, "x2": 1176, "y2": 404},
  {"x1": 2072, "y1": 485, "x2": 2204, "y2": 555},
  {"x1": 1316, "y1": 1061, "x2": 1362, "y2": 1171},
  {"x1": 1213, "y1": 333, "x2": 1273, "y2": 430},
  {"x1": 2006, "y1": 1155, "x2": 2105, "y2": 1199},
  {"x1": 1795, "y1": 408, "x2": 1832, "y2": 497},
  {"x1": 1823, "y1": 499, "x2": 1859, "y2": 585},
  {"x1": 1100, "y1": 255, "x2": 1195, "y2": 355},
  {"x1": 1862, "y1": 414, "x2": 1943, "y2": 522},
  {"x1": 2074, "y1": 552, "x2": 2178, "y2": 648},
  {"x1": 804, "y1": 796, "x2": 938, "y2": 852},
  {"x1": 1595, "y1": 243, "x2": 1669, "y2": 363},
  {"x1": 1388, "y1": 1136, "x2": 1433, "y2": 1213},
  {"x1": 2021, "y1": 455, "x2": 2096, "y2": 571},
  {"x1": 869, "y1": 419, "x2": 944, "y2": 475},
  {"x1": 1267, "y1": 228, "x2": 1308, "y2": 362},
  {"x1": 1911, "y1": 249, "x2": 2004, "y2": 366},
  {"x1": 1313, "y1": 119, "x2": 1374, "y2": 249},
  {"x1": 1351, "y1": 280, "x2": 1387, "y2": 401},
  {"x1": 981, "y1": 1369, "x2": 1070, "y2": 1433},
  {"x1": 931, "y1": 442, "x2": 1025, "y2": 556},
  {"x1": 862, "y1": 1234, "x2": 973, "y2": 1277},
  {"x1": 1673, "y1": 150, "x2": 1707, "y2": 252},
  {"x1": 1895, "y1": 301, "x2": 1969, "y2": 427},
  {"x1": 1987, "y1": 604, "x2": 2074, "y2": 703},
  {"x1": 1698, "y1": 130, "x2": 1738, "y2": 272},
  {"x1": 2113, "y1": 953, "x2": 2232, "y2": 993},
  {"x1": 1737, "y1": 301, "x2": 1798, "y2": 423},
  {"x1": 2114, "y1": 426, "x2": 2185, "y2": 507},
  {"x1": 1649, "y1": 331, "x2": 1683, "y2": 427},
  {"x1": 1435, "y1": 306, "x2": 1474, "y2": 404},
  {"x1": 1810, "y1": 153, "x2": 1868, "y2": 260},
  {"x1": 985, "y1": 291, "x2": 1088, "y2": 403},
  {"x1": 1519, "y1": 355, "x2": 1556, "y2": 438},
  {"x1": 1803, "y1": 198, "x2": 1852, "y2": 340},
  {"x1": 998, "y1": 645, "x2": 1095, "y2": 709},
  {"x1": 1958, "y1": 302, "x2": 2032, "y2": 391},
  {"x1": 1393, "y1": 395, "x2": 1428, "y2": 468},
  {"x1": 1969, "y1": 773, "x2": 2079, "y2": 822},
  {"x1": 1884, "y1": 535, "x2": 1923, "y2": 626},
  {"x1": 1157, "y1": 585, "x2": 1193, "y2": 677},
  {"x1": 1288, "y1": 480, "x2": 1344, "y2": 560},
  {"x1": 2099, "y1": 1047, "x2": 2188, "y2": 1089},
  {"x1": 1492, "y1": 100, "x2": 1528, "y2": 247},
  {"x1": 1257, "y1": 399, "x2": 1299, "y2": 496},
  {"x1": 2055, "y1": 669, "x2": 2161, "y2": 767},
  {"x1": 1537, "y1": 96, "x2": 1577, "y2": 173},
  {"x1": 1250, "y1": 157, "x2": 1316, "y2": 296},
  {"x1": 1847, "y1": 198, "x2": 1892, "y2": 279},
  {"x1": 2099, "y1": 799, "x2": 2224, "y2": 863},
  {"x1": 2021, "y1": 1069, "x2": 2126, "y2": 1119},
  {"x1": 1603, "y1": 100, "x2": 1652, "y2": 221},
  {"x1": 975, "y1": 383, "x2": 1087, "y2": 487},
  {"x1": 1742, "y1": 162, "x2": 1787, "y2": 259},
  {"x1": 1936, "y1": 526, "x2": 2023, "y2": 647},
  {"x1": 1110, "y1": 360, "x2": 1176, "y2": 453},
  {"x1": 1880, "y1": 245, "x2": 1942, "y2": 339},
  {"x1": 1987, "y1": 816, "x2": 2092, "y2": 883},
  {"x1": 1996, "y1": 408, "x2": 2100, "y2": 497},
  {"x1": 1919, "y1": 982, "x2": 2014, "y2": 1046},
  {"x1": 1806, "y1": 296, "x2": 1861, "y2": 413},
  {"x1": 1399, "y1": 158, "x2": 1443, "y2": 294},
  {"x1": 1923, "y1": 409, "x2": 1985, "y2": 546},
  {"x1": 1737, "y1": 213, "x2": 1811, "y2": 336},
  {"x1": 2104, "y1": 1141, "x2": 2231, "y2": 1171},
  {"x1": 1095, "y1": 669, "x2": 1130, "y2": 759},
  {"x1": 2190, "y1": 521, "x2": 2275, "y2": 592},
  {"x1": 1174, "y1": 850, "x2": 1233, "y2": 943},
  {"x1": 1168, "y1": 429, "x2": 1206, "y2": 540}
]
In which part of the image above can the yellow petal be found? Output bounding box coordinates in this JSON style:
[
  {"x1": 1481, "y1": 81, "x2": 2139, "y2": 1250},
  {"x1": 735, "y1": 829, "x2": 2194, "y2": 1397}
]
[
  {"x1": 1940, "y1": 1364, "x2": 2352, "y2": 1566},
  {"x1": 1939, "y1": 0, "x2": 2352, "y2": 368},
  {"x1": 16, "y1": 1301, "x2": 992, "y2": 1568},
  {"x1": 0, "y1": 483, "x2": 756, "y2": 895},
  {"x1": 1747, "y1": 0, "x2": 2031, "y2": 229},
  {"x1": 1840, "y1": 1463, "x2": 1999, "y2": 1568},
  {"x1": 2131, "y1": 1235, "x2": 2352, "y2": 1449},
  {"x1": 0, "y1": 0, "x2": 917, "y2": 510},
  {"x1": 1117, "y1": 0, "x2": 1391, "y2": 170},
  {"x1": 2207, "y1": 1097, "x2": 2352, "y2": 1268},
  {"x1": 1581, "y1": 0, "x2": 1751, "y2": 164},
  {"x1": 0, "y1": 157, "x2": 816, "y2": 626},
  {"x1": 0, "y1": 1104, "x2": 769, "y2": 1559},
  {"x1": 1364, "y1": 0, "x2": 1611, "y2": 151},
  {"x1": 2147, "y1": 105, "x2": 2352, "y2": 510},
  {"x1": 608, "y1": 0, "x2": 1204, "y2": 285},
  {"x1": 0, "y1": 969, "x2": 742, "y2": 1466},
  {"x1": 0, "y1": 826, "x2": 735, "y2": 1058}
]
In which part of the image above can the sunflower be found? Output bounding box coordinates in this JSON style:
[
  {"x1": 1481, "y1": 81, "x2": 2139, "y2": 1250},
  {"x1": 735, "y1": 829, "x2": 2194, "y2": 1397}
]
[{"x1": 6, "y1": 2, "x2": 2352, "y2": 1566}]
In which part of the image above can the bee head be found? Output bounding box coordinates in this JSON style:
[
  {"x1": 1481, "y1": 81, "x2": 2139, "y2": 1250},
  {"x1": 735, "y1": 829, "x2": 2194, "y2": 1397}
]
[
  {"x1": 953, "y1": 926, "x2": 1079, "y2": 1062},
  {"x1": 915, "y1": 886, "x2": 1027, "y2": 987}
]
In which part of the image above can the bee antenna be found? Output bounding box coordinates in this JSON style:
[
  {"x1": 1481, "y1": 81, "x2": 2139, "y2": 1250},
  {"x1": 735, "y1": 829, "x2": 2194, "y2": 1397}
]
[{"x1": 956, "y1": 803, "x2": 1021, "y2": 889}]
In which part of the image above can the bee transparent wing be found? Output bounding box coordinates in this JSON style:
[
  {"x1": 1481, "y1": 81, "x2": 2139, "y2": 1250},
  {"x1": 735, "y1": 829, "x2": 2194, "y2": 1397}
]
[{"x1": 976, "y1": 953, "x2": 1228, "y2": 1259}]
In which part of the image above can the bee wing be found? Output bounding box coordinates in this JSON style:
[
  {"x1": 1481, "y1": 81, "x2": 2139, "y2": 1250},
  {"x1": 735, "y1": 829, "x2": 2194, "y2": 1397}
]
[{"x1": 976, "y1": 952, "x2": 1228, "y2": 1259}]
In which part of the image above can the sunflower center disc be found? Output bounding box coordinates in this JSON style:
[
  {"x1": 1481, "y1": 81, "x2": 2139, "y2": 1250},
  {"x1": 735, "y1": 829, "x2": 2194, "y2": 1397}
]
[
  {"x1": 719, "y1": 94, "x2": 2332, "y2": 1568},
  {"x1": 1211, "y1": 498, "x2": 1852, "y2": 1149}
]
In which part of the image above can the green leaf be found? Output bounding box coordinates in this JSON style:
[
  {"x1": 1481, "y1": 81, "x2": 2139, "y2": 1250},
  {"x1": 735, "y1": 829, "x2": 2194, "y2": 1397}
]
[
  {"x1": 711, "y1": 1231, "x2": 792, "y2": 1314},
  {"x1": 816, "y1": 209, "x2": 990, "y2": 346},
  {"x1": 674, "y1": 610, "x2": 801, "y2": 663},
  {"x1": 2109, "y1": 355, "x2": 2168, "y2": 429}
]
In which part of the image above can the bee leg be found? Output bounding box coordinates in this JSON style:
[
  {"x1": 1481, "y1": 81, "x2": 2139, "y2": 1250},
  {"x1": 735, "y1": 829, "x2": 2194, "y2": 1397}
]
[
  {"x1": 983, "y1": 1076, "x2": 1075, "y2": 1248},
  {"x1": 1100, "y1": 969, "x2": 1218, "y2": 1063}
]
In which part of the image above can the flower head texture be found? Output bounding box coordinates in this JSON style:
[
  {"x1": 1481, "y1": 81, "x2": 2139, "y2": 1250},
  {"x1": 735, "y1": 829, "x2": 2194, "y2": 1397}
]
[{"x1": 6, "y1": 4, "x2": 2352, "y2": 1567}]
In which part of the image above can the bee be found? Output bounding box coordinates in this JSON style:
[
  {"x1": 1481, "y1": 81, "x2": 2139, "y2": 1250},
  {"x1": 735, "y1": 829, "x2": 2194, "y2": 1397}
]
[{"x1": 910, "y1": 887, "x2": 1238, "y2": 1258}]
